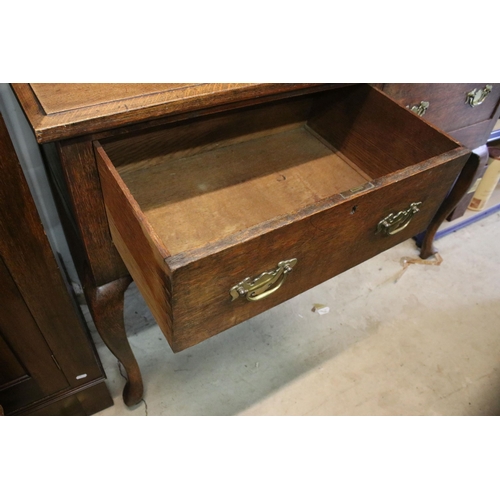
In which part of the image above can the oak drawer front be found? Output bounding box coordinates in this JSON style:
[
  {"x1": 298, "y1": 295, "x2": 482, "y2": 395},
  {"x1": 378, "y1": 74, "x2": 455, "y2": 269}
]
[
  {"x1": 447, "y1": 119, "x2": 500, "y2": 151},
  {"x1": 382, "y1": 83, "x2": 500, "y2": 133},
  {"x1": 166, "y1": 155, "x2": 465, "y2": 351},
  {"x1": 96, "y1": 84, "x2": 469, "y2": 353}
]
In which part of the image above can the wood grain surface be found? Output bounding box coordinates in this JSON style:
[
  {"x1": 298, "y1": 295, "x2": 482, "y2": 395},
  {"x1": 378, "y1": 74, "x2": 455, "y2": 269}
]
[
  {"x1": 308, "y1": 85, "x2": 459, "y2": 178},
  {"x1": 379, "y1": 83, "x2": 500, "y2": 225},
  {"x1": 95, "y1": 142, "x2": 174, "y2": 348},
  {"x1": 381, "y1": 83, "x2": 500, "y2": 132},
  {"x1": 118, "y1": 127, "x2": 368, "y2": 255},
  {"x1": 12, "y1": 83, "x2": 348, "y2": 143},
  {"x1": 30, "y1": 83, "x2": 195, "y2": 113},
  {"x1": 57, "y1": 139, "x2": 129, "y2": 286},
  {"x1": 448, "y1": 119, "x2": 500, "y2": 150}
]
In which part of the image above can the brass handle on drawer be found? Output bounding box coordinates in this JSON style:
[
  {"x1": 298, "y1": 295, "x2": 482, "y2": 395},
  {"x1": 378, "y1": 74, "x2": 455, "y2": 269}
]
[
  {"x1": 466, "y1": 85, "x2": 493, "y2": 107},
  {"x1": 230, "y1": 258, "x2": 297, "y2": 302},
  {"x1": 407, "y1": 101, "x2": 429, "y2": 117},
  {"x1": 376, "y1": 202, "x2": 422, "y2": 236}
]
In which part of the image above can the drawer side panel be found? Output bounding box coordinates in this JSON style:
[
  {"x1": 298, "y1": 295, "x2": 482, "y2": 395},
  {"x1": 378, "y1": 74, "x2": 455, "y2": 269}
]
[
  {"x1": 95, "y1": 143, "x2": 174, "y2": 344},
  {"x1": 308, "y1": 85, "x2": 458, "y2": 179}
]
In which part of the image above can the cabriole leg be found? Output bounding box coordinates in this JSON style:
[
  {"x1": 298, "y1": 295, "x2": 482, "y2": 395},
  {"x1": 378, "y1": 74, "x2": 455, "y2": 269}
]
[
  {"x1": 419, "y1": 151, "x2": 480, "y2": 259},
  {"x1": 85, "y1": 275, "x2": 143, "y2": 407}
]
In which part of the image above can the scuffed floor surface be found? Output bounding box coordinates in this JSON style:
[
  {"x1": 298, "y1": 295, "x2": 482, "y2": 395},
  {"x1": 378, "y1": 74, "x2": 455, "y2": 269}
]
[{"x1": 93, "y1": 212, "x2": 500, "y2": 415}]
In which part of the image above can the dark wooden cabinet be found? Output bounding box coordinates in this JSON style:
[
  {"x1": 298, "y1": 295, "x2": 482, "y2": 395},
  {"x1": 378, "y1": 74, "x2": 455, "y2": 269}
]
[
  {"x1": 378, "y1": 83, "x2": 500, "y2": 220},
  {"x1": 0, "y1": 257, "x2": 69, "y2": 412},
  {"x1": 0, "y1": 112, "x2": 113, "y2": 416},
  {"x1": 379, "y1": 83, "x2": 500, "y2": 146}
]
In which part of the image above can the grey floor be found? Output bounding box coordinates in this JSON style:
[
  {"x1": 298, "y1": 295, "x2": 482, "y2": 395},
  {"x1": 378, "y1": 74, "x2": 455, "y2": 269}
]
[{"x1": 91, "y1": 210, "x2": 500, "y2": 416}]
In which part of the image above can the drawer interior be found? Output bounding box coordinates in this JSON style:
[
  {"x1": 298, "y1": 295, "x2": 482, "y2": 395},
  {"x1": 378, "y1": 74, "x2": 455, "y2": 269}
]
[{"x1": 100, "y1": 84, "x2": 458, "y2": 258}]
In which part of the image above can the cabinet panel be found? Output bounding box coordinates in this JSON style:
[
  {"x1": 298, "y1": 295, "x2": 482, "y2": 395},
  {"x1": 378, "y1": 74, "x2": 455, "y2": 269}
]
[
  {"x1": 0, "y1": 110, "x2": 113, "y2": 415},
  {"x1": 0, "y1": 335, "x2": 26, "y2": 387},
  {"x1": 0, "y1": 257, "x2": 69, "y2": 413}
]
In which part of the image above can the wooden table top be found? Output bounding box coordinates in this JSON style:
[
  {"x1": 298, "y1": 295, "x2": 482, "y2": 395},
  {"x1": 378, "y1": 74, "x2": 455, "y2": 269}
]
[{"x1": 11, "y1": 83, "x2": 344, "y2": 143}]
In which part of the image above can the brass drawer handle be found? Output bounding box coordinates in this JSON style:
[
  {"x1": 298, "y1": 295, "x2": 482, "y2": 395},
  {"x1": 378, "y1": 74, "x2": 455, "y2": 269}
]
[
  {"x1": 466, "y1": 85, "x2": 493, "y2": 108},
  {"x1": 377, "y1": 202, "x2": 422, "y2": 236},
  {"x1": 230, "y1": 258, "x2": 297, "y2": 302},
  {"x1": 407, "y1": 101, "x2": 429, "y2": 117}
]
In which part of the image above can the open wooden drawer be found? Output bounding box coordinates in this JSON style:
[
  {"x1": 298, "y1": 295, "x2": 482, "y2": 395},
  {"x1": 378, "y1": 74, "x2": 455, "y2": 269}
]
[{"x1": 95, "y1": 84, "x2": 470, "y2": 352}]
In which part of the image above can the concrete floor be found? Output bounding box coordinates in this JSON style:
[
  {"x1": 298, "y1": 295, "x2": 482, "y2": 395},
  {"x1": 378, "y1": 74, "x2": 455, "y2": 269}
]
[{"x1": 92, "y1": 211, "x2": 500, "y2": 416}]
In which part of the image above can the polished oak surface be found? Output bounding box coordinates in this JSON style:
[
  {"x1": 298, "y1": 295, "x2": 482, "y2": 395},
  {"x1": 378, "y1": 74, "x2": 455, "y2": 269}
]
[
  {"x1": 380, "y1": 83, "x2": 500, "y2": 221},
  {"x1": 381, "y1": 83, "x2": 500, "y2": 133},
  {"x1": 380, "y1": 83, "x2": 500, "y2": 151},
  {"x1": 12, "y1": 83, "x2": 345, "y2": 143},
  {"x1": 30, "y1": 83, "x2": 195, "y2": 113}
]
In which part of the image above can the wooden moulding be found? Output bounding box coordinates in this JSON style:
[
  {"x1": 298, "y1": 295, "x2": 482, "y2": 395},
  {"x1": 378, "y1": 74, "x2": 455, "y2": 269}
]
[
  {"x1": 10, "y1": 379, "x2": 113, "y2": 416},
  {"x1": 11, "y1": 83, "x2": 350, "y2": 144},
  {"x1": 96, "y1": 84, "x2": 470, "y2": 352}
]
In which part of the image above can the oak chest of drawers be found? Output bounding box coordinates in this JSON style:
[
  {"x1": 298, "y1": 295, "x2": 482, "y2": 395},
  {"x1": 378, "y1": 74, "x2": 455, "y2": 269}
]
[
  {"x1": 379, "y1": 83, "x2": 500, "y2": 149},
  {"x1": 12, "y1": 83, "x2": 473, "y2": 406},
  {"x1": 378, "y1": 83, "x2": 500, "y2": 219}
]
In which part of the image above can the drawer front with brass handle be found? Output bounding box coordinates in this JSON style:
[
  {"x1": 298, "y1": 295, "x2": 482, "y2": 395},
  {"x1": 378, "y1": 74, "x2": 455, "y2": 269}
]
[
  {"x1": 382, "y1": 83, "x2": 500, "y2": 135},
  {"x1": 96, "y1": 84, "x2": 469, "y2": 353}
]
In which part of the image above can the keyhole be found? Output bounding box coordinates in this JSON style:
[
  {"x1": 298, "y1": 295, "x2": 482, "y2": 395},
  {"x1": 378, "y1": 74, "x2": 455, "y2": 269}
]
[{"x1": 351, "y1": 205, "x2": 358, "y2": 214}]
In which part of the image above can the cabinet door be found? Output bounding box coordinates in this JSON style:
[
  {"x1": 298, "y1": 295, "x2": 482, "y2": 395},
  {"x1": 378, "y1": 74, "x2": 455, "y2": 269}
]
[
  {"x1": 0, "y1": 108, "x2": 111, "y2": 415},
  {"x1": 0, "y1": 257, "x2": 69, "y2": 414}
]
